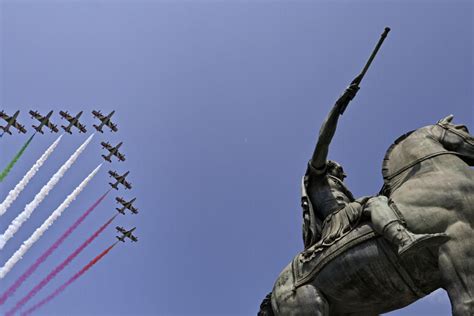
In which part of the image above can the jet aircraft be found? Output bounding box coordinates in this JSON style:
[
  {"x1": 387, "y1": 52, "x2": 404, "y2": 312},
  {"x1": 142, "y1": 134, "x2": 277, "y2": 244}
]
[
  {"x1": 92, "y1": 110, "x2": 117, "y2": 133},
  {"x1": 30, "y1": 110, "x2": 59, "y2": 134},
  {"x1": 59, "y1": 111, "x2": 87, "y2": 134},
  {"x1": 116, "y1": 226, "x2": 138, "y2": 242},
  {"x1": 0, "y1": 111, "x2": 27, "y2": 134},
  {"x1": 115, "y1": 197, "x2": 138, "y2": 215},
  {"x1": 101, "y1": 141, "x2": 126, "y2": 162},
  {"x1": 108, "y1": 170, "x2": 132, "y2": 190}
]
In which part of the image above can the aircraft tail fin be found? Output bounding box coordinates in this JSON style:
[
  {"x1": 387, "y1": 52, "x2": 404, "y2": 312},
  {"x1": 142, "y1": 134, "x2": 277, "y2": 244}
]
[
  {"x1": 101, "y1": 155, "x2": 112, "y2": 162},
  {"x1": 116, "y1": 208, "x2": 125, "y2": 215},
  {"x1": 93, "y1": 124, "x2": 104, "y2": 133},
  {"x1": 0, "y1": 126, "x2": 12, "y2": 135},
  {"x1": 32, "y1": 125, "x2": 44, "y2": 134},
  {"x1": 61, "y1": 125, "x2": 72, "y2": 134}
]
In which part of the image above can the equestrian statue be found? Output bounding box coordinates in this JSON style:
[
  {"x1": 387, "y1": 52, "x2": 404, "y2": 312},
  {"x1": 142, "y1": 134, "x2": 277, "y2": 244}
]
[{"x1": 258, "y1": 28, "x2": 474, "y2": 316}]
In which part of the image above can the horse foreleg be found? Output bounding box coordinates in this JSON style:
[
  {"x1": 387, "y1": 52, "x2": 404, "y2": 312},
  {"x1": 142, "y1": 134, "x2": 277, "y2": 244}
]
[
  {"x1": 272, "y1": 263, "x2": 330, "y2": 316},
  {"x1": 438, "y1": 222, "x2": 474, "y2": 316}
]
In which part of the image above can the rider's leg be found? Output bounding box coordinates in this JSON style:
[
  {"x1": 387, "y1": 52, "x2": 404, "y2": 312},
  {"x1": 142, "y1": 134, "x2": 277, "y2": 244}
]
[{"x1": 365, "y1": 196, "x2": 449, "y2": 256}]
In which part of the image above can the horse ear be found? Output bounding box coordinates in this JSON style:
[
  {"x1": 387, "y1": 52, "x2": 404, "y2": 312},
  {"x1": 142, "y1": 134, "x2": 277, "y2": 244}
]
[{"x1": 438, "y1": 114, "x2": 454, "y2": 124}]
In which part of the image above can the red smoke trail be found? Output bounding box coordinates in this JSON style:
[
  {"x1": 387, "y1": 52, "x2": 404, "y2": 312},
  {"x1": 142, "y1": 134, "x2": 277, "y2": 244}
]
[
  {"x1": 7, "y1": 215, "x2": 118, "y2": 316},
  {"x1": 20, "y1": 242, "x2": 117, "y2": 316},
  {"x1": 0, "y1": 190, "x2": 110, "y2": 305}
]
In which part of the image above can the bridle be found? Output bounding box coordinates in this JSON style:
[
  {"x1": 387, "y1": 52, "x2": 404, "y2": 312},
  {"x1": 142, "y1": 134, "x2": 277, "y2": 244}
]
[
  {"x1": 436, "y1": 122, "x2": 474, "y2": 146},
  {"x1": 380, "y1": 123, "x2": 472, "y2": 195}
]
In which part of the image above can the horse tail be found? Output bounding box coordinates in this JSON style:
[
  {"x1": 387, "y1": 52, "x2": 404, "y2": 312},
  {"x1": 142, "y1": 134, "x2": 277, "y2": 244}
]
[{"x1": 258, "y1": 292, "x2": 275, "y2": 316}]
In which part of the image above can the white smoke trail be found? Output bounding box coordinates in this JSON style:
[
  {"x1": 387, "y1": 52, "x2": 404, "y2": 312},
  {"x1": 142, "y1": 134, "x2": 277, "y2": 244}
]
[
  {"x1": 0, "y1": 134, "x2": 94, "y2": 250},
  {"x1": 0, "y1": 164, "x2": 102, "y2": 279},
  {"x1": 0, "y1": 135, "x2": 63, "y2": 217}
]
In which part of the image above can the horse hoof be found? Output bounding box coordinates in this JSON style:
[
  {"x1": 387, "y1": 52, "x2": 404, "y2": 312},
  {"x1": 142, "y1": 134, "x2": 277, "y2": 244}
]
[{"x1": 398, "y1": 233, "x2": 450, "y2": 257}]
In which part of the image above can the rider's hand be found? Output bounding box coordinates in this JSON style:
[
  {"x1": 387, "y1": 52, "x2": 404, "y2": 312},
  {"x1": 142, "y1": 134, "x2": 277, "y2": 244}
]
[
  {"x1": 337, "y1": 83, "x2": 359, "y2": 114},
  {"x1": 345, "y1": 83, "x2": 360, "y2": 100}
]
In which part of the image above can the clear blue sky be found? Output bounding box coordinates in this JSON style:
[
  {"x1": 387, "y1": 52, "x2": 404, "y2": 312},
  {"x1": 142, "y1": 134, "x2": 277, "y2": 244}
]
[{"x1": 0, "y1": 1, "x2": 472, "y2": 315}]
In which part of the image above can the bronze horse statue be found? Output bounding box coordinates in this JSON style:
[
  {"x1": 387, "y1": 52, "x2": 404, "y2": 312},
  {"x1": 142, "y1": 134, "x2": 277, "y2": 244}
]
[{"x1": 260, "y1": 115, "x2": 474, "y2": 316}]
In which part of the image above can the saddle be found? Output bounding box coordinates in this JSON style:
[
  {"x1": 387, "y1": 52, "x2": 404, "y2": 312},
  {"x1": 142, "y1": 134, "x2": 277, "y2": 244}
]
[{"x1": 292, "y1": 223, "x2": 378, "y2": 289}]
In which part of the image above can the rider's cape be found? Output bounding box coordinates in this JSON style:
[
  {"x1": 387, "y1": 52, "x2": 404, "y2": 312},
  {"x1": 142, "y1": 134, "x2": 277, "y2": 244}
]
[
  {"x1": 302, "y1": 197, "x2": 368, "y2": 262},
  {"x1": 301, "y1": 174, "x2": 323, "y2": 249}
]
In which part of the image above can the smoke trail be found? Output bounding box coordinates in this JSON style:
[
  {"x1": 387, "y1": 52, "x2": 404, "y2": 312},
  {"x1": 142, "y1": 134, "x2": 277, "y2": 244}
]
[
  {"x1": 7, "y1": 216, "x2": 117, "y2": 316},
  {"x1": 0, "y1": 134, "x2": 36, "y2": 182},
  {"x1": 0, "y1": 164, "x2": 102, "y2": 279},
  {"x1": 19, "y1": 242, "x2": 117, "y2": 316},
  {"x1": 0, "y1": 134, "x2": 94, "y2": 250},
  {"x1": 0, "y1": 135, "x2": 63, "y2": 217},
  {"x1": 0, "y1": 190, "x2": 110, "y2": 305}
]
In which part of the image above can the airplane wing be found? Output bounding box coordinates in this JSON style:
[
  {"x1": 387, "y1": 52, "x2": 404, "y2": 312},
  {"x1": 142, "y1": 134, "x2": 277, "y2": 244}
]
[
  {"x1": 116, "y1": 197, "x2": 125, "y2": 204},
  {"x1": 60, "y1": 111, "x2": 73, "y2": 121},
  {"x1": 102, "y1": 142, "x2": 113, "y2": 150},
  {"x1": 116, "y1": 226, "x2": 126, "y2": 233},
  {"x1": 123, "y1": 180, "x2": 132, "y2": 189},
  {"x1": 13, "y1": 122, "x2": 27, "y2": 133},
  {"x1": 0, "y1": 111, "x2": 8, "y2": 120},
  {"x1": 107, "y1": 122, "x2": 118, "y2": 132},
  {"x1": 47, "y1": 121, "x2": 59, "y2": 132},
  {"x1": 29, "y1": 110, "x2": 42, "y2": 120},
  {"x1": 76, "y1": 122, "x2": 87, "y2": 133},
  {"x1": 109, "y1": 170, "x2": 119, "y2": 178},
  {"x1": 92, "y1": 110, "x2": 105, "y2": 120},
  {"x1": 11, "y1": 111, "x2": 20, "y2": 121},
  {"x1": 116, "y1": 152, "x2": 126, "y2": 161}
]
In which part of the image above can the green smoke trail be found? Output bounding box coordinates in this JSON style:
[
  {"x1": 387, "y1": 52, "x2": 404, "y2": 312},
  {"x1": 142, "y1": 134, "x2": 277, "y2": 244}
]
[{"x1": 0, "y1": 134, "x2": 36, "y2": 182}]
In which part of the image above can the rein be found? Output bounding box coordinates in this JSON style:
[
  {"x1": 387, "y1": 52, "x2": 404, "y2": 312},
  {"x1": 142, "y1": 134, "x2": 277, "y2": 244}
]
[{"x1": 384, "y1": 150, "x2": 461, "y2": 180}]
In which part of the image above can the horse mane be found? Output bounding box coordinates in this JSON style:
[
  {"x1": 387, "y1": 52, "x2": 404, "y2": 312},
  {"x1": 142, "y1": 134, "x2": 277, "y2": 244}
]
[
  {"x1": 258, "y1": 292, "x2": 275, "y2": 316},
  {"x1": 380, "y1": 129, "x2": 415, "y2": 195}
]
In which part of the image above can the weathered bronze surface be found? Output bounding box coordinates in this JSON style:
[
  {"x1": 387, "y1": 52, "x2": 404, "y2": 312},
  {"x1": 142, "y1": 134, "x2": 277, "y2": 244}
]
[{"x1": 259, "y1": 30, "x2": 474, "y2": 316}]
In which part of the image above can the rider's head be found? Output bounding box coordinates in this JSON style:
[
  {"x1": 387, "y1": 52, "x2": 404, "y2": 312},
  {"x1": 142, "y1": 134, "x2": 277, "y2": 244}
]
[{"x1": 327, "y1": 160, "x2": 347, "y2": 181}]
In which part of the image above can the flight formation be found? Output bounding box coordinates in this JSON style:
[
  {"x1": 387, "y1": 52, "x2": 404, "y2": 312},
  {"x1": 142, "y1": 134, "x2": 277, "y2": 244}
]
[
  {"x1": 0, "y1": 110, "x2": 117, "y2": 135},
  {"x1": 0, "y1": 109, "x2": 140, "y2": 315},
  {"x1": 98, "y1": 131, "x2": 138, "y2": 242},
  {"x1": 1, "y1": 110, "x2": 139, "y2": 242}
]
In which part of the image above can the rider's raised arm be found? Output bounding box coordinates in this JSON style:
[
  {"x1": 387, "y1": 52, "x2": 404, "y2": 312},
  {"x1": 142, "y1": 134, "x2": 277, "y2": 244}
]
[
  {"x1": 308, "y1": 27, "x2": 390, "y2": 172},
  {"x1": 310, "y1": 84, "x2": 359, "y2": 171}
]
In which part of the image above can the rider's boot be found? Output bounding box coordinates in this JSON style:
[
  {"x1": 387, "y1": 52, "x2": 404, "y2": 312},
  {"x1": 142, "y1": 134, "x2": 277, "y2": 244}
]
[
  {"x1": 383, "y1": 221, "x2": 450, "y2": 256},
  {"x1": 367, "y1": 195, "x2": 449, "y2": 257}
]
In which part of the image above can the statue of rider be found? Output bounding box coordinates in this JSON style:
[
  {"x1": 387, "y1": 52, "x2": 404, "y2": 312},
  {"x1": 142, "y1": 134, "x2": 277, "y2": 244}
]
[{"x1": 301, "y1": 83, "x2": 448, "y2": 258}]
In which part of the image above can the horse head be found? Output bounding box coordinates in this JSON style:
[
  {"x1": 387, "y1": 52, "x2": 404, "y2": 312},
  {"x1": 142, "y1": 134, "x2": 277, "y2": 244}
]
[
  {"x1": 434, "y1": 115, "x2": 474, "y2": 164},
  {"x1": 380, "y1": 115, "x2": 474, "y2": 195}
]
